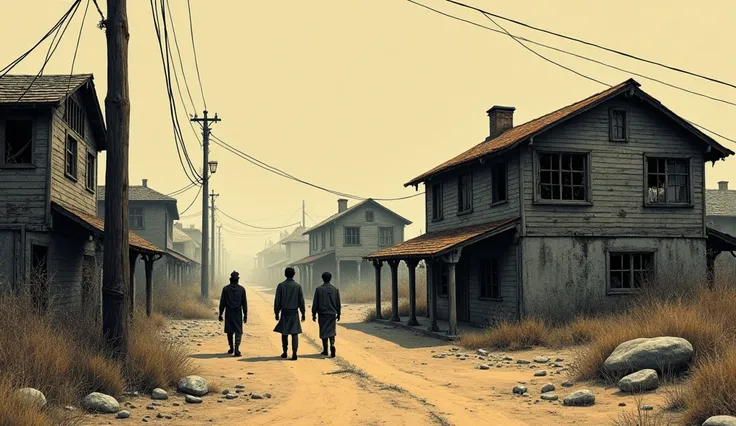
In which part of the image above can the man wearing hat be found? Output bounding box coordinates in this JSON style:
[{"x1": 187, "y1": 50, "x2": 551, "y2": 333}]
[{"x1": 218, "y1": 271, "x2": 248, "y2": 357}]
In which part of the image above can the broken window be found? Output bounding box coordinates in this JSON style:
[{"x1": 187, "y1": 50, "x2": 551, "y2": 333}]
[
  {"x1": 344, "y1": 226, "x2": 360, "y2": 245},
  {"x1": 610, "y1": 109, "x2": 628, "y2": 141},
  {"x1": 378, "y1": 227, "x2": 394, "y2": 246},
  {"x1": 492, "y1": 162, "x2": 507, "y2": 204},
  {"x1": 457, "y1": 173, "x2": 473, "y2": 214},
  {"x1": 432, "y1": 183, "x2": 444, "y2": 221},
  {"x1": 608, "y1": 252, "x2": 653, "y2": 294},
  {"x1": 3, "y1": 119, "x2": 33, "y2": 164},
  {"x1": 365, "y1": 210, "x2": 374, "y2": 222},
  {"x1": 65, "y1": 134, "x2": 78, "y2": 179},
  {"x1": 646, "y1": 157, "x2": 689, "y2": 205},
  {"x1": 538, "y1": 152, "x2": 587, "y2": 201},
  {"x1": 64, "y1": 97, "x2": 85, "y2": 138},
  {"x1": 129, "y1": 206, "x2": 144, "y2": 229},
  {"x1": 479, "y1": 258, "x2": 500, "y2": 299},
  {"x1": 86, "y1": 152, "x2": 95, "y2": 191}
]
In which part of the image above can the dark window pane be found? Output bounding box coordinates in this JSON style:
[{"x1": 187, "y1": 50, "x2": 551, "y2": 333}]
[{"x1": 4, "y1": 119, "x2": 33, "y2": 164}]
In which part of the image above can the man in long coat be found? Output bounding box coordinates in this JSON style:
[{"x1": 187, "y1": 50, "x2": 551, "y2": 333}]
[
  {"x1": 218, "y1": 271, "x2": 248, "y2": 357},
  {"x1": 273, "y1": 267, "x2": 306, "y2": 360},
  {"x1": 312, "y1": 271, "x2": 341, "y2": 358}
]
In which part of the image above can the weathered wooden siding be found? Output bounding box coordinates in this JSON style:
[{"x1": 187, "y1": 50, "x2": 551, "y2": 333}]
[
  {"x1": 435, "y1": 231, "x2": 519, "y2": 326},
  {"x1": 0, "y1": 230, "x2": 19, "y2": 292},
  {"x1": 336, "y1": 205, "x2": 407, "y2": 260},
  {"x1": 49, "y1": 91, "x2": 99, "y2": 215},
  {"x1": 47, "y1": 230, "x2": 95, "y2": 312},
  {"x1": 521, "y1": 97, "x2": 706, "y2": 237},
  {"x1": 0, "y1": 108, "x2": 51, "y2": 225},
  {"x1": 425, "y1": 152, "x2": 520, "y2": 233},
  {"x1": 521, "y1": 236, "x2": 706, "y2": 317}
]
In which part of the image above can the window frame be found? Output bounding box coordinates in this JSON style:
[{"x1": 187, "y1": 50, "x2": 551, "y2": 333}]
[
  {"x1": 0, "y1": 116, "x2": 36, "y2": 168},
  {"x1": 344, "y1": 226, "x2": 361, "y2": 246},
  {"x1": 63, "y1": 97, "x2": 86, "y2": 139},
  {"x1": 642, "y1": 153, "x2": 694, "y2": 208},
  {"x1": 129, "y1": 206, "x2": 145, "y2": 230},
  {"x1": 65, "y1": 131, "x2": 79, "y2": 181},
  {"x1": 457, "y1": 172, "x2": 473, "y2": 215},
  {"x1": 378, "y1": 226, "x2": 394, "y2": 247},
  {"x1": 491, "y1": 161, "x2": 508, "y2": 206},
  {"x1": 320, "y1": 230, "x2": 326, "y2": 250},
  {"x1": 479, "y1": 258, "x2": 501, "y2": 300},
  {"x1": 365, "y1": 210, "x2": 375, "y2": 222},
  {"x1": 605, "y1": 248, "x2": 656, "y2": 295},
  {"x1": 609, "y1": 107, "x2": 630, "y2": 142},
  {"x1": 431, "y1": 182, "x2": 444, "y2": 222},
  {"x1": 532, "y1": 148, "x2": 593, "y2": 206},
  {"x1": 311, "y1": 234, "x2": 318, "y2": 251},
  {"x1": 85, "y1": 150, "x2": 95, "y2": 193},
  {"x1": 329, "y1": 225, "x2": 334, "y2": 247}
]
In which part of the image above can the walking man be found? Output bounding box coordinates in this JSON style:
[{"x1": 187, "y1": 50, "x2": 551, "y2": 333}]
[
  {"x1": 312, "y1": 271, "x2": 341, "y2": 358},
  {"x1": 273, "y1": 267, "x2": 305, "y2": 360},
  {"x1": 218, "y1": 271, "x2": 248, "y2": 357}
]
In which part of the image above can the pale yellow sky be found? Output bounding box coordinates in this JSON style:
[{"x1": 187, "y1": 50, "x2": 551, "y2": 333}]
[{"x1": 2, "y1": 1, "x2": 735, "y2": 269}]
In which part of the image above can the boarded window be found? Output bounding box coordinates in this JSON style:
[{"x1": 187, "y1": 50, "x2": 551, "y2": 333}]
[
  {"x1": 30, "y1": 244, "x2": 49, "y2": 313},
  {"x1": 65, "y1": 134, "x2": 78, "y2": 179},
  {"x1": 64, "y1": 97, "x2": 85, "y2": 138},
  {"x1": 3, "y1": 119, "x2": 33, "y2": 164},
  {"x1": 129, "y1": 207, "x2": 144, "y2": 229},
  {"x1": 479, "y1": 258, "x2": 500, "y2": 299},
  {"x1": 378, "y1": 227, "x2": 394, "y2": 246},
  {"x1": 344, "y1": 227, "x2": 360, "y2": 245},
  {"x1": 432, "y1": 183, "x2": 443, "y2": 221},
  {"x1": 457, "y1": 173, "x2": 473, "y2": 213},
  {"x1": 646, "y1": 157, "x2": 689, "y2": 205},
  {"x1": 608, "y1": 252, "x2": 653, "y2": 294},
  {"x1": 365, "y1": 210, "x2": 374, "y2": 222},
  {"x1": 492, "y1": 162, "x2": 507, "y2": 204},
  {"x1": 86, "y1": 152, "x2": 95, "y2": 191},
  {"x1": 610, "y1": 109, "x2": 628, "y2": 141},
  {"x1": 538, "y1": 152, "x2": 587, "y2": 201}
]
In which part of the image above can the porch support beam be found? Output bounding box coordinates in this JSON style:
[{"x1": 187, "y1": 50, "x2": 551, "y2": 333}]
[
  {"x1": 129, "y1": 250, "x2": 139, "y2": 322},
  {"x1": 388, "y1": 259, "x2": 401, "y2": 322},
  {"x1": 406, "y1": 258, "x2": 420, "y2": 326},
  {"x1": 373, "y1": 259, "x2": 383, "y2": 320},
  {"x1": 707, "y1": 248, "x2": 720, "y2": 289},
  {"x1": 336, "y1": 259, "x2": 341, "y2": 286},
  {"x1": 425, "y1": 259, "x2": 439, "y2": 332},
  {"x1": 442, "y1": 248, "x2": 462, "y2": 338},
  {"x1": 357, "y1": 260, "x2": 362, "y2": 285}
]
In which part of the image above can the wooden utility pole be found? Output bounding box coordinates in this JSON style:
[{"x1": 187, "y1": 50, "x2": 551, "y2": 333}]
[
  {"x1": 302, "y1": 200, "x2": 305, "y2": 227},
  {"x1": 210, "y1": 190, "x2": 219, "y2": 287},
  {"x1": 217, "y1": 224, "x2": 222, "y2": 277},
  {"x1": 102, "y1": 0, "x2": 130, "y2": 356},
  {"x1": 191, "y1": 111, "x2": 220, "y2": 300}
]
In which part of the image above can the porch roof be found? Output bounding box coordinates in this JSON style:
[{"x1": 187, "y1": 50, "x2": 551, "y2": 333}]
[
  {"x1": 364, "y1": 218, "x2": 519, "y2": 260},
  {"x1": 291, "y1": 250, "x2": 335, "y2": 266},
  {"x1": 706, "y1": 227, "x2": 736, "y2": 253},
  {"x1": 166, "y1": 249, "x2": 197, "y2": 264},
  {"x1": 51, "y1": 202, "x2": 163, "y2": 255}
]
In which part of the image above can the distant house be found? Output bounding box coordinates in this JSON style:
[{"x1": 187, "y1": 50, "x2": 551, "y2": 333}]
[
  {"x1": 706, "y1": 181, "x2": 736, "y2": 279},
  {"x1": 179, "y1": 224, "x2": 202, "y2": 261},
  {"x1": 0, "y1": 74, "x2": 163, "y2": 314},
  {"x1": 366, "y1": 79, "x2": 735, "y2": 336},
  {"x1": 254, "y1": 235, "x2": 288, "y2": 284},
  {"x1": 293, "y1": 198, "x2": 411, "y2": 291},
  {"x1": 98, "y1": 179, "x2": 199, "y2": 285}
]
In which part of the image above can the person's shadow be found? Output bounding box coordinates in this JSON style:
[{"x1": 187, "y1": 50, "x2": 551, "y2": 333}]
[
  {"x1": 189, "y1": 353, "x2": 234, "y2": 360},
  {"x1": 241, "y1": 354, "x2": 327, "y2": 362}
]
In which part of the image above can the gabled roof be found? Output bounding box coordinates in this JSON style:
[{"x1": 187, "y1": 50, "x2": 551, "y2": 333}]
[
  {"x1": 303, "y1": 199, "x2": 412, "y2": 235},
  {"x1": 405, "y1": 79, "x2": 733, "y2": 187},
  {"x1": 173, "y1": 227, "x2": 194, "y2": 243},
  {"x1": 280, "y1": 226, "x2": 309, "y2": 244},
  {"x1": 0, "y1": 74, "x2": 107, "y2": 150},
  {"x1": 706, "y1": 189, "x2": 736, "y2": 217},
  {"x1": 291, "y1": 250, "x2": 335, "y2": 266},
  {"x1": 255, "y1": 241, "x2": 284, "y2": 256},
  {"x1": 98, "y1": 185, "x2": 180, "y2": 220}
]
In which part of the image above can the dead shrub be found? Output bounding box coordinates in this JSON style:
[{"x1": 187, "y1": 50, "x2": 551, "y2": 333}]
[
  {"x1": 76, "y1": 354, "x2": 125, "y2": 398},
  {"x1": 363, "y1": 298, "x2": 428, "y2": 322},
  {"x1": 682, "y1": 348, "x2": 736, "y2": 425},
  {"x1": 145, "y1": 281, "x2": 214, "y2": 320},
  {"x1": 459, "y1": 318, "x2": 547, "y2": 350}
]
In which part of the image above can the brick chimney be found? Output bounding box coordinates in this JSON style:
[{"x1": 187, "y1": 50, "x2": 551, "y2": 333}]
[
  {"x1": 487, "y1": 106, "x2": 515, "y2": 139},
  {"x1": 142, "y1": 179, "x2": 148, "y2": 188},
  {"x1": 337, "y1": 198, "x2": 348, "y2": 213},
  {"x1": 719, "y1": 181, "x2": 729, "y2": 191}
]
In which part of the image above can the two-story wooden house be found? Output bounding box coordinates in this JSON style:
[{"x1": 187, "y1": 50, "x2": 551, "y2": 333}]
[
  {"x1": 366, "y1": 79, "x2": 735, "y2": 336},
  {"x1": 294, "y1": 198, "x2": 411, "y2": 291},
  {"x1": 0, "y1": 74, "x2": 162, "y2": 313}
]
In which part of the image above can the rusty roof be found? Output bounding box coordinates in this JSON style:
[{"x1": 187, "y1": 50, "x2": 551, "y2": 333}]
[
  {"x1": 406, "y1": 79, "x2": 732, "y2": 187},
  {"x1": 364, "y1": 218, "x2": 519, "y2": 260},
  {"x1": 51, "y1": 202, "x2": 163, "y2": 254}
]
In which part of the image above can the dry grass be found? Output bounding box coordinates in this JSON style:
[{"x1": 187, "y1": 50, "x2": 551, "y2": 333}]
[
  {"x1": 682, "y1": 348, "x2": 736, "y2": 425},
  {"x1": 145, "y1": 281, "x2": 215, "y2": 320},
  {"x1": 612, "y1": 396, "x2": 675, "y2": 426},
  {"x1": 364, "y1": 298, "x2": 429, "y2": 321}
]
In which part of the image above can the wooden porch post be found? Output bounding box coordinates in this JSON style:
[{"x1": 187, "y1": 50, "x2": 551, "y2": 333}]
[
  {"x1": 425, "y1": 259, "x2": 439, "y2": 332},
  {"x1": 406, "y1": 258, "x2": 420, "y2": 326},
  {"x1": 443, "y1": 249, "x2": 461, "y2": 337},
  {"x1": 357, "y1": 260, "x2": 362, "y2": 285},
  {"x1": 336, "y1": 259, "x2": 341, "y2": 286},
  {"x1": 426, "y1": 261, "x2": 430, "y2": 319},
  {"x1": 129, "y1": 251, "x2": 139, "y2": 321},
  {"x1": 388, "y1": 259, "x2": 401, "y2": 322},
  {"x1": 144, "y1": 254, "x2": 155, "y2": 317},
  {"x1": 707, "y1": 249, "x2": 719, "y2": 290},
  {"x1": 373, "y1": 259, "x2": 383, "y2": 320}
]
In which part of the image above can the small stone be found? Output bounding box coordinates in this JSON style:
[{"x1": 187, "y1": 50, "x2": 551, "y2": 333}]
[
  {"x1": 450, "y1": 347, "x2": 459, "y2": 352},
  {"x1": 177, "y1": 376, "x2": 209, "y2": 397},
  {"x1": 541, "y1": 383, "x2": 556, "y2": 393},
  {"x1": 64, "y1": 406, "x2": 76, "y2": 411},
  {"x1": 703, "y1": 416, "x2": 736, "y2": 426},
  {"x1": 142, "y1": 419, "x2": 149, "y2": 423},
  {"x1": 156, "y1": 413, "x2": 164, "y2": 419},
  {"x1": 516, "y1": 359, "x2": 530, "y2": 365},
  {"x1": 146, "y1": 405, "x2": 155, "y2": 410},
  {"x1": 540, "y1": 392, "x2": 558, "y2": 401},
  {"x1": 561, "y1": 381, "x2": 574, "y2": 388},
  {"x1": 151, "y1": 402, "x2": 161, "y2": 407},
  {"x1": 477, "y1": 349, "x2": 489, "y2": 356},
  {"x1": 234, "y1": 385, "x2": 246, "y2": 389},
  {"x1": 116, "y1": 410, "x2": 131, "y2": 419},
  {"x1": 226, "y1": 393, "x2": 238, "y2": 400},
  {"x1": 534, "y1": 370, "x2": 548, "y2": 377},
  {"x1": 185, "y1": 395, "x2": 202, "y2": 404},
  {"x1": 555, "y1": 358, "x2": 564, "y2": 362},
  {"x1": 619, "y1": 402, "x2": 627, "y2": 407},
  {"x1": 82, "y1": 392, "x2": 120, "y2": 414},
  {"x1": 151, "y1": 388, "x2": 168, "y2": 400},
  {"x1": 513, "y1": 385, "x2": 528, "y2": 395},
  {"x1": 173, "y1": 403, "x2": 180, "y2": 407},
  {"x1": 222, "y1": 389, "x2": 230, "y2": 395},
  {"x1": 165, "y1": 416, "x2": 173, "y2": 420},
  {"x1": 503, "y1": 356, "x2": 513, "y2": 361},
  {"x1": 534, "y1": 356, "x2": 550, "y2": 363},
  {"x1": 236, "y1": 389, "x2": 245, "y2": 393},
  {"x1": 265, "y1": 393, "x2": 272, "y2": 399},
  {"x1": 562, "y1": 389, "x2": 595, "y2": 407},
  {"x1": 479, "y1": 364, "x2": 490, "y2": 370},
  {"x1": 251, "y1": 393, "x2": 264, "y2": 400},
  {"x1": 641, "y1": 405, "x2": 654, "y2": 411},
  {"x1": 129, "y1": 404, "x2": 137, "y2": 409},
  {"x1": 618, "y1": 369, "x2": 660, "y2": 393}
]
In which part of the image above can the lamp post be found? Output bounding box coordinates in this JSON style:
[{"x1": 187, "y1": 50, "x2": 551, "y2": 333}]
[{"x1": 208, "y1": 160, "x2": 218, "y2": 174}]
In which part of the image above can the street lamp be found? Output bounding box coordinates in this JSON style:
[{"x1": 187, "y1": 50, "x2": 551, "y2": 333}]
[{"x1": 208, "y1": 160, "x2": 218, "y2": 174}]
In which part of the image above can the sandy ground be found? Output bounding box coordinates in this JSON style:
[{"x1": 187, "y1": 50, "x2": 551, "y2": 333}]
[{"x1": 84, "y1": 285, "x2": 677, "y2": 426}]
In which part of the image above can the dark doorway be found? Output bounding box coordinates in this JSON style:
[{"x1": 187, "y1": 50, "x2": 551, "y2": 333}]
[{"x1": 30, "y1": 244, "x2": 49, "y2": 312}]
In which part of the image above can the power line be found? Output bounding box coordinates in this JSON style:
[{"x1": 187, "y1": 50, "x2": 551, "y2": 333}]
[
  {"x1": 63, "y1": 0, "x2": 90, "y2": 101},
  {"x1": 91, "y1": 0, "x2": 106, "y2": 28},
  {"x1": 218, "y1": 208, "x2": 301, "y2": 230},
  {"x1": 444, "y1": 0, "x2": 736, "y2": 91},
  {"x1": 164, "y1": 0, "x2": 197, "y2": 113},
  {"x1": 180, "y1": 210, "x2": 201, "y2": 219},
  {"x1": 408, "y1": 0, "x2": 736, "y2": 109},
  {"x1": 186, "y1": 0, "x2": 207, "y2": 109},
  {"x1": 167, "y1": 182, "x2": 197, "y2": 196},
  {"x1": 178, "y1": 184, "x2": 202, "y2": 215}
]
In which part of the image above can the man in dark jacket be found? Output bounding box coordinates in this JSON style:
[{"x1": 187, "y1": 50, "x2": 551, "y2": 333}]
[
  {"x1": 312, "y1": 271, "x2": 341, "y2": 358},
  {"x1": 273, "y1": 267, "x2": 306, "y2": 360},
  {"x1": 218, "y1": 271, "x2": 248, "y2": 357}
]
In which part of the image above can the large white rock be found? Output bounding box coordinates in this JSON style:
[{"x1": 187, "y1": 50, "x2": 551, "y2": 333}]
[
  {"x1": 604, "y1": 337, "x2": 693, "y2": 375},
  {"x1": 16, "y1": 388, "x2": 47, "y2": 408},
  {"x1": 177, "y1": 376, "x2": 209, "y2": 397},
  {"x1": 618, "y1": 369, "x2": 660, "y2": 392},
  {"x1": 703, "y1": 416, "x2": 736, "y2": 426},
  {"x1": 82, "y1": 392, "x2": 120, "y2": 413},
  {"x1": 562, "y1": 389, "x2": 595, "y2": 406}
]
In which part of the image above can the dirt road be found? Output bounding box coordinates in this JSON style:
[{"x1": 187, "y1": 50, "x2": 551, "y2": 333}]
[{"x1": 94, "y1": 285, "x2": 670, "y2": 425}]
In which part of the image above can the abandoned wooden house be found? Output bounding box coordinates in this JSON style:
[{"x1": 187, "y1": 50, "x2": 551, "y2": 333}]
[
  {"x1": 294, "y1": 198, "x2": 411, "y2": 291},
  {"x1": 0, "y1": 74, "x2": 163, "y2": 314},
  {"x1": 97, "y1": 179, "x2": 200, "y2": 285},
  {"x1": 366, "y1": 78, "x2": 735, "y2": 336},
  {"x1": 253, "y1": 235, "x2": 288, "y2": 284}
]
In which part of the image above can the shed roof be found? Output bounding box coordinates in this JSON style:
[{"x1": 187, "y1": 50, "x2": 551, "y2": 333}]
[
  {"x1": 405, "y1": 79, "x2": 733, "y2": 187},
  {"x1": 706, "y1": 189, "x2": 736, "y2": 217},
  {"x1": 303, "y1": 199, "x2": 412, "y2": 235},
  {"x1": 706, "y1": 227, "x2": 736, "y2": 253}
]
